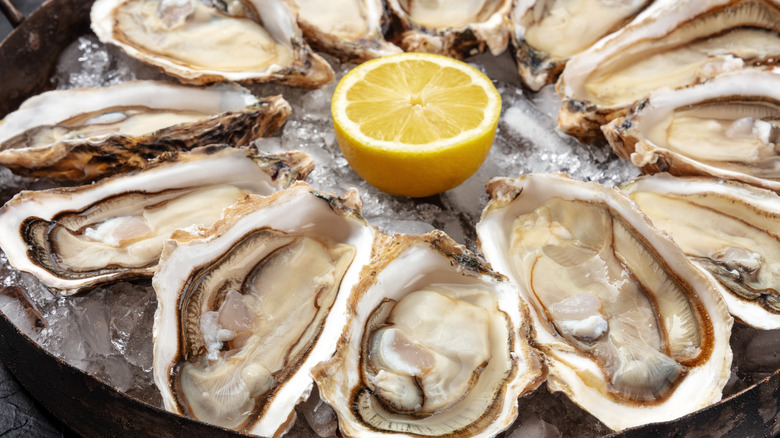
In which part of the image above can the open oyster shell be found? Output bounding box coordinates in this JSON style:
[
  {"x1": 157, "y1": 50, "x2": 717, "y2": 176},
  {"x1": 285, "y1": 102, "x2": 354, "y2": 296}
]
[
  {"x1": 386, "y1": 0, "x2": 513, "y2": 59},
  {"x1": 91, "y1": 0, "x2": 335, "y2": 88},
  {"x1": 312, "y1": 231, "x2": 545, "y2": 438},
  {"x1": 603, "y1": 69, "x2": 780, "y2": 192},
  {"x1": 0, "y1": 80, "x2": 290, "y2": 181},
  {"x1": 557, "y1": 0, "x2": 780, "y2": 142},
  {"x1": 152, "y1": 182, "x2": 376, "y2": 436},
  {"x1": 511, "y1": 0, "x2": 652, "y2": 91},
  {"x1": 0, "y1": 144, "x2": 313, "y2": 295},
  {"x1": 476, "y1": 173, "x2": 733, "y2": 431},
  {"x1": 622, "y1": 173, "x2": 780, "y2": 330},
  {"x1": 289, "y1": 0, "x2": 402, "y2": 63}
]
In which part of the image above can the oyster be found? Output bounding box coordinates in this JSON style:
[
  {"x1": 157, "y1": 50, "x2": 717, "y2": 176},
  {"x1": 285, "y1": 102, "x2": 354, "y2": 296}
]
[
  {"x1": 288, "y1": 0, "x2": 402, "y2": 62},
  {"x1": 91, "y1": 0, "x2": 334, "y2": 88},
  {"x1": 511, "y1": 0, "x2": 652, "y2": 91},
  {"x1": 313, "y1": 231, "x2": 545, "y2": 438},
  {"x1": 557, "y1": 0, "x2": 780, "y2": 142},
  {"x1": 603, "y1": 69, "x2": 780, "y2": 192},
  {"x1": 0, "y1": 80, "x2": 290, "y2": 181},
  {"x1": 152, "y1": 182, "x2": 376, "y2": 436},
  {"x1": 476, "y1": 174, "x2": 733, "y2": 431},
  {"x1": 622, "y1": 173, "x2": 780, "y2": 330},
  {"x1": 386, "y1": 0, "x2": 513, "y2": 59},
  {"x1": 0, "y1": 145, "x2": 313, "y2": 295}
]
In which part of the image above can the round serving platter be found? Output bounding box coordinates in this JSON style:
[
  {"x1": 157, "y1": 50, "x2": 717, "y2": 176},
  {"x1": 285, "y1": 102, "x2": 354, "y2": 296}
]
[{"x1": 0, "y1": 1, "x2": 779, "y2": 437}]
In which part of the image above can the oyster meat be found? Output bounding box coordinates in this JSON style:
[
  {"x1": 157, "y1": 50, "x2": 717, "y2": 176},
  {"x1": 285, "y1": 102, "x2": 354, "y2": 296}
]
[
  {"x1": 313, "y1": 231, "x2": 545, "y2": 438},
  {"x1": 0, "y1": 145, "x2": 313, "y2": 294},
  {"x1": 511, "y1": 0, "x2": 652, "y2": 91},
  {"x1": 152, "y1": 182, "x2": 376, "y2": 436},
  {"x1": 603, "y1": 69, "x2": 780, "y2": 192},
  {"x1": 622, "y1": 173, "x2": 780, "y2": 330},
  {"x1": 0, "y1": 80, "x2": 290, "y2": 181},
  {"x1": 476, "y1": 173, "x2": 733, "y2": 431},
  {"x1": 289, "y1": 0, "x2": 402, "y2": 62},
  {"x1": 557, "y1": 0, "x2": 780, "y2": 142},
  {"x1": 91, "y1": 0, "x2": 334, "y2": 87},
  {"x1": 386, "y1": 0, "x2": 513, "y2": 59}
]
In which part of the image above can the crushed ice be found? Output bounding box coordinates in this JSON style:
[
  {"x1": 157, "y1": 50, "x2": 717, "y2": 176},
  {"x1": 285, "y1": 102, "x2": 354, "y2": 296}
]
[{"x1": 0, "y1": 35, "x2": 776, "y2": 438}]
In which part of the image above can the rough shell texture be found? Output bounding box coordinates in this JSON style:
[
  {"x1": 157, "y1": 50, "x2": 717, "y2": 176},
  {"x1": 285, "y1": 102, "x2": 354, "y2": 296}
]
[
  {"x1": 386, "y1": 0, "x2": 513, "y2": 59},
  {"x1": 0, "y1": 81, "x2": 291, "y2": 181},
  {"x1": 0, "y1": 145, "x2": 313, "y2": 295},
  {"x1": 556, "y1": 0, "x2": 780, "y2": 142}
]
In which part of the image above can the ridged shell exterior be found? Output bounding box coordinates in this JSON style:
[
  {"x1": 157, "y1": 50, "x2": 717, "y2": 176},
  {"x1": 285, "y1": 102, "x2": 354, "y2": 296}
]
[
  {"x1": 556, "y1": 0, "x2": 780, "y2": 142},
  {"x1": 289, "y1": 0, "x2": 402, "y2": 63},
  {"x1": 0, "y1": 145, "x2": 313, "y2": 294},
  {"x1": 0, "y1": 81, "x2": 291, "y2": 181},
  {"x1": 386, "y1": 0, "x2": 513, "y2": 59}
]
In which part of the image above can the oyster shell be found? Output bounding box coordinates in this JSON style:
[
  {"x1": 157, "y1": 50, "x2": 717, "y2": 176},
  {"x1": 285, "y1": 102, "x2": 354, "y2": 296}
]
[
  {"x1": 603, "y1": 69, "x2": 780, "y2": 192},
  {"x1": 386, "y1": 0, "x2": 513, "y2": 59},
  {"x1": 476, "y1": 173, "x2": 733, "y2": 431},
  {"x1": 557, "y1": 0, "x2": 780, "y2": 142},
  {"x1": 622, "y1": 173, "x2": 780, "y2": 330},
  {"x1": 0, "y1": 144, "x2": 313, "y2": 295},
  {"x1": 289, "y1": 0, "x2": 402, "y2": 62},
  {"x1": 152, "y1": 182, "x2": 376, "y2": 436},
  {"x1": 0, "y1": 80, "x2": 290, "y2": 181},
  {"x1": 511, "y1": 0, "x2": 653, "y2": 91},
  {"x1": 312, "y1": 231, "x2": 545, "y2": 437},
  {"x1": 91, "y1": 0, "x2": 335, "y2": 88}
]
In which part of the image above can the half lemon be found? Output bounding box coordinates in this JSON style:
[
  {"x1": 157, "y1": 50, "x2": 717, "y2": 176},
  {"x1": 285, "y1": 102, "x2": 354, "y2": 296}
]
[{"x1": 331, "y1": 53, "x2": 501, "y2": 197}]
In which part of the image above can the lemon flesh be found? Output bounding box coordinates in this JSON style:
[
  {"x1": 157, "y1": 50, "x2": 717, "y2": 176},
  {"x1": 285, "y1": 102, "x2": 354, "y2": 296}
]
[{"x1": 332, "y1": 53, "x2": 501, "y2": 197}]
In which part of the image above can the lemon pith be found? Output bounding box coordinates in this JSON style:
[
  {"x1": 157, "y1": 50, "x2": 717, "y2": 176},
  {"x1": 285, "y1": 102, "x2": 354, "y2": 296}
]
[{"x1": 332, "y1": 53, "x2": 501, "y2": 197}]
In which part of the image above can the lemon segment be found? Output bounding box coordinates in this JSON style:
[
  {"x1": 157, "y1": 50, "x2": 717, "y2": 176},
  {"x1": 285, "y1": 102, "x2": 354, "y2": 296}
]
[{"x1": 332, "y1": 53, "x2": 501, "y2": 197}]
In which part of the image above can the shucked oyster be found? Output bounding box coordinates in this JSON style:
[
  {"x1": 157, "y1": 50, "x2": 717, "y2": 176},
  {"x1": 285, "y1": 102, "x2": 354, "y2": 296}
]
[
  {"x1": 511, "y1": 0, "x2": 653, "y2": 91},
  {"x1": 313, "y1": 231, "x2": 545, "y2": 438},
  {"x1": 0, "y1": 145, "x2": 313, "y2": 295},
  {"x1": 153, "y1": 182, "x2": 376, "y2": 436},
  {"x1": 476, "y1": 174, "x2": 733, "y2": 431},
  {"x1": 386, "y1": 0, "x2": 513, "y2": 59},
  {"x1": 289, "y1": 0, "x2": 402, "y2": 63},
  {"x1": 603, "y1": 69, "x2": 780, "y2": 192},
  {"x1": 622, "y1": 174, "x2": 780, "y2": 330},
  {"x1": 91, "y1": 0, "x2": 335, "y2": 88},
  {"x1": 0, "y1": 80, "x2": 290, "y2": 181},
  {"x1": 557, "y1": 0, "x2": 780, "y2": 142}
]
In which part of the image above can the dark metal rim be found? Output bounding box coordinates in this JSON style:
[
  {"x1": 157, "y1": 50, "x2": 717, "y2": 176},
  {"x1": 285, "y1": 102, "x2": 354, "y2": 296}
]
[{"x1": 0, "y1": 0, "x2": 23, "y2": 27}]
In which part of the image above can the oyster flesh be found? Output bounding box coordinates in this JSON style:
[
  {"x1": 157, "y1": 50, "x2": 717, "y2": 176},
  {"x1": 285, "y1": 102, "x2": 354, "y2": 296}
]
[
  {"x1": 476, "y1": 173, "x2": 733, "y2": 431},
  {"x1": 313, "y1": 231, "x2": 545, "y2": 437},
  {"x1": 91, "y1": 0, "x2": 335, "y2": 88},
  {"x1": 622, "y1": 173, "x2": 780, "y2": 330},
  {"x1": 152, "y1": 182, "x2": 376, "y2": 436},
  {"x1": 289, "y1": 0, "x2": 402, "y2": 62},
  {"x1": 603, "y1": 69, "x2": 780, "y2": 192},
  {"x1": 386, "y1": 0, "x2": 513, "y2": 59},
  {"x1": 0, "y1": 144, "x2": 313, "y2": 295},
  {"x1": 511, "y1": 0, "x2": 652, "y2": 91},
  {"x1": 557, "y1": 0, "x2": 780, "y2": 142},
  {"x1": 0, "y1": 80, "x2": 291, "y2": 181}
]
